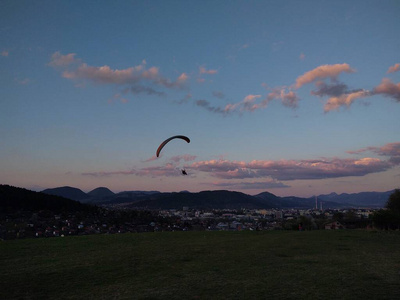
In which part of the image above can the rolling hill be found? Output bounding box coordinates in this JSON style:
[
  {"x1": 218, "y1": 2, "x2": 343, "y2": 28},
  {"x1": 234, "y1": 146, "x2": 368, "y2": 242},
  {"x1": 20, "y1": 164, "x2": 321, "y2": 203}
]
[{"x1": 0, "y1": 185, "x2": 93, "y2": 213}]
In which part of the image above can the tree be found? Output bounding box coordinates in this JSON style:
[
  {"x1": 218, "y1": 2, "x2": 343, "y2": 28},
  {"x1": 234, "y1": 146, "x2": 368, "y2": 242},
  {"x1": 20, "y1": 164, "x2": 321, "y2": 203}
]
[
  {"x1": 373, "y1": 189, "x2": 400, "y2": 230},
  {"x1": 385, "y1": 189, "x2": 400, "y2": 213}
]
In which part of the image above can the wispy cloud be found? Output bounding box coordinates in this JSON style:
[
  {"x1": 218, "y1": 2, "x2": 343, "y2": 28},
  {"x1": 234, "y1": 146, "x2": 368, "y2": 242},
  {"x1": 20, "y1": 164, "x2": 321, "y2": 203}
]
[
  {"x1": 387, "y1": 63, "x2": 400, "y2": 74},
  {"x1": 170, "y1": 154, "x2": 197, "y2": 163},
  {"x1": 196, "y1": 87, "x2": 300, "y2": 115},
  {"x1": 48, "y1": 52, "x2": 79, "y2": 67},
  {"x1": 49, "y1": 52, "x2": 187, "y2": 96},
  {"x1": 1, "y1": 50, "x2": 9, "y2": 57},
  {"x1": 295, "y1": 63, "x2": 355, "y2": 89},
  {"x1": 324, "y1": 90, "x2": 371, "y2": 112},
  {"x1": 122, "y1": 86, "x2": 166, "y2": 97},
  {"x1": 347, "y1": 142, "x2": 400, "y2": 165},
  {"x1": 212, "y1": 91, "x2": 225, "y2": 99},
  {"x1": 199, "y1": 66, "x2": 218, "y2": 75},
  {"x1": 224, "y1": 94, "x2": 262, "y2": 113},
  {"x1": 195, "y1": 99, "x2": 225, "y2": 114}
]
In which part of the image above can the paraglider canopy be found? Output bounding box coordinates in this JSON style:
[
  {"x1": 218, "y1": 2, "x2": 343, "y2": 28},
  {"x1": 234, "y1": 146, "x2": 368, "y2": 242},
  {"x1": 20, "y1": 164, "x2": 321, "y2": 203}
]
[{"x1": 156, "y1": 135, "x2": 190, "y2": 157}]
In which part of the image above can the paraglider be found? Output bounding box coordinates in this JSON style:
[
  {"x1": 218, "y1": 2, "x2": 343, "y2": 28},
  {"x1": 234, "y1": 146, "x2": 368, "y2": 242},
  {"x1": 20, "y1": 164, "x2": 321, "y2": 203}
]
[
  {"x1": 181, "y1": 169, "x2": 187, "y2": 175},
  {"x1": 156, "y1": 135, "x2": 190, "y2": 157}
]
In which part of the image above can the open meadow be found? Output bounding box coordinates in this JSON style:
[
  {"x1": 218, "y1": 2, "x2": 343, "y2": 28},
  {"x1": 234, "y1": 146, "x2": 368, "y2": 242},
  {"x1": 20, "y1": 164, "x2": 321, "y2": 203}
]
[{"x1": 1, "y1": 230, "x2": 400, "y2": 299}]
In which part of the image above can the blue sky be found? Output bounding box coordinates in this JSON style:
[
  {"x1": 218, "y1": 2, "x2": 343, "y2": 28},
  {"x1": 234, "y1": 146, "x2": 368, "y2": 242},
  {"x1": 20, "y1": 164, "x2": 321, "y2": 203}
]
[{"x1": 1, "y1": 0, "x2": 399, "y2": 197}]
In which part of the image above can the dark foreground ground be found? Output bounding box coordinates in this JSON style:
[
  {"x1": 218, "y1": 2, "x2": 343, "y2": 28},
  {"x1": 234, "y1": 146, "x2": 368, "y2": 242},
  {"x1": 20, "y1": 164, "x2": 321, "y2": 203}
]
[{"x1": 1, "y1": 230, "x2": 399, "y2": 299}]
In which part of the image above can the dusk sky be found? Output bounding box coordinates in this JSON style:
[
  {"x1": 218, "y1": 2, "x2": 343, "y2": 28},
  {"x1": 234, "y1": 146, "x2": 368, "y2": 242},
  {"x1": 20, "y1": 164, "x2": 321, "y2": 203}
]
[{"x1": 1, "y1": 0, "x2": 399, "y2": 197}]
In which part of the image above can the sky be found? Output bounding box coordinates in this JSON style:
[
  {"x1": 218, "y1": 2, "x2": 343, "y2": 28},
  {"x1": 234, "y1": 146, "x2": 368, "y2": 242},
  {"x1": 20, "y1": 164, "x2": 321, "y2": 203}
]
[{"x1": 1, "y1": 0, "x2": 399, "y2": 197}]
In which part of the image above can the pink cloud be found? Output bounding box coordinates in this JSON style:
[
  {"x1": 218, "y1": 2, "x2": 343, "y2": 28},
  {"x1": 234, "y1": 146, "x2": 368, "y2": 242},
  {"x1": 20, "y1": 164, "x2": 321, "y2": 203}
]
[
  {"x1": 224, "y1": 94, "x2": 262, "y2": 113},
  {"x1": 50, "y1": 52, "x2": 186, "y2": 90},
  {"x1": 348, "y1": 142, "x2": 400, "y2": 165},
  {"x1": 324, "y1": 90, "x2": 371, "y2": 112},
  {"x1": 373, "y1": 78, "x2": 400, "y2": 101},
  {"x1": 261, "y1": 88, "x2": 300, "y2": 109},
  {"x1": 177, "y1": 73, "x2": 189, "y2": 82},
  {"x1": 188, "y1": 141, "x2": 398, "y2": 181},
  {"x1": 195, "y1": 87, "x2": 300, "y2": 115},
  {"x1": 295, "y1": 63, "x2": 355, "y2": 88},
  {"x1": 62, "y1": 62, "x2": 154, "y2": 84},
  {"x1": 82, "y1": 143, "x2": 399, "y2": 181},
  {"x1": 170, "y1": 154, "x2": 197, "y2": 163},
  {"x1": 144, "y1": 155, "x2": 158, "y2": 162},
  {"x1": 387, "y1": 63, "x2": 400, "y2": 74},
  {"x1": 83, "y1": 163, "x2": 182, "y2": 178},
  {"x1": 135, "y1": 163, "x2": 182, "y2": 177},
  {"x1": 48, "y1": 52, "x2": 78, "y2": 67},
  {"x1": 82, "y1": 170, "x2": 136, "y2": 177},
  {"x1": 199, "y1": 66, "x2": 218, "y2": 75}
]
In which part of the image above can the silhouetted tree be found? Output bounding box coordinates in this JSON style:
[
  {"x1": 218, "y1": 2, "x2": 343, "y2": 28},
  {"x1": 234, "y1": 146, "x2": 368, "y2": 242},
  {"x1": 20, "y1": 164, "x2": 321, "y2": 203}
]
[
  {"x1": 373, "y1": 189, "x2": 400, "y2": 230},
  {"x1": 385, "y1": 189, "x2": 400, "y2": 213}
]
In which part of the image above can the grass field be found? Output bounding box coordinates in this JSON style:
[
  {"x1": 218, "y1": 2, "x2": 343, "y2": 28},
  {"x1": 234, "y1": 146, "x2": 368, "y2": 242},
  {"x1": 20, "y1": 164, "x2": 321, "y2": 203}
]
[{"x1": 1, "y1": 230, "x2": 400, "y2": 299}]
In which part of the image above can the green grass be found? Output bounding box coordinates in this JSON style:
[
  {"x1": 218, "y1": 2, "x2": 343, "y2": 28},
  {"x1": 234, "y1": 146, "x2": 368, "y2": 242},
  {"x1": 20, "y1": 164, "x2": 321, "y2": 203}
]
[{"x1": 1, "y1": 230, "x2": 400, "y2": 299}]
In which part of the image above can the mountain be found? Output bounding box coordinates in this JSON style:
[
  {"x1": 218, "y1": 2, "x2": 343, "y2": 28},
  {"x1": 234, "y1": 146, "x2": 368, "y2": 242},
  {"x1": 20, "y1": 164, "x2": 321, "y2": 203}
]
[
  {"x1": 87, "y1": 187, "x2": 115, "y2": 198},
  {"x1": 42, "y1": 186, "x2": 90, "y2": 202},
  {"x1": 118, "y1": 190, "x2": 270, "y2": 210},
  {"x1": 39, "y1": 185, "x2": 395, "y2": 210},
  {"x1": 317, "y1": 190, "x2": 395, "y2": 207},
  {"x1": 0, "y1": 185, "x2": 92, "y2": 213}
]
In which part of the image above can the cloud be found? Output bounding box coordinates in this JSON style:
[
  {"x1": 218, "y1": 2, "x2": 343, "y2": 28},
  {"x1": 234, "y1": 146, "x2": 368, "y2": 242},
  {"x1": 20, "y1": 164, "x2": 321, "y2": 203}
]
[
  {"x1": 108, "y1": 93, "x2": 129, "y2": 104},
  {"x1": 189, "y1": 142, "x2": 399, "y2": 181},
  {"x1": 16, "y1": 78, "x2": 31, "y2": 85},
  {"x1": 170, "y1": 154, "x2": 197, "y2": 163},
  {"x1": 196, "y1": 88, "x2": 300, "y2": 115},
  {"x1": 347, "y1": 142, "x2": 400, "y2": 165},
  {"x1": 387, "y1": 63, "x2": 400, "y2": 74},
  {"x1": 1, "y1": 50, "x2": 9, "y2": 57},
  {"x1": 311, "y1": 81, "x2": 349, "y2": 97},
  {"x1": 82, "y1": 142, "x2": 399, "y2": 182},
  {"x1": 299, "y1": 53, "x2": 305, "y2": 60},
  {"x1": 62, "y1": 62, "x2": 156, "y2": 85},
  {"x1": 295, "y1": 63, "x2": 355, "y2": 88},
  {"x1": 123, "y1": 86, "x2": 166, "y2": 97},
  {"x1": 224, "y1": 94, "x2": 262, "y2": 113},
  {"x1": 324, "y1": 89, "x2": 371, "y2": 112},
  {"x1": 266, "y1": 88, "x2": 300, "y2": 108},
  {"x1": 49, "y1": 52, "x2": 186, "y2": 90},
  {"x1": 82, "y1": 163, "x2": 182, "y2": 178},
  {"x1": 177, "y1": 73, "x2": 189, "y2": 82},
  {"x1": 373, "y1": 78, "x2": 400, "y2": 102},
  {"x1": 199, "y1": 66, "x2": 218, "y2": 75},
  {"x1": 175, "y1": 93, "x2": 192, "y2": 104},
  {"x1": 212, "y1": 91, "x2": 225, "y2": 99},
  {"x1": 82, "y1": 170, "x2": 136, "y2": 177},
  {"x1": 48, "y1": 52, "x2": 78, "y2": 67},
  {"x1": 144, "y1": 155, "x2": 158, "y2": 162},
  {"x1": 135, "y1": 163, "x2": 182, "y2": 177},
  {"x1": 195, "y1": 99, "x2": 225, "y2": 114},
  {"x1": 189, "y1": 156, "x2": 392, "y2": 181}
]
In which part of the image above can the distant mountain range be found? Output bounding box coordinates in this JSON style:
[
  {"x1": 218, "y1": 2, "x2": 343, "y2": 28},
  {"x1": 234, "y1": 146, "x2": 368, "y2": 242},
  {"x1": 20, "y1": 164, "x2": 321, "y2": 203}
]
[{"x1": 40, "y1": 186, "x2": 395, "y2": 210}]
